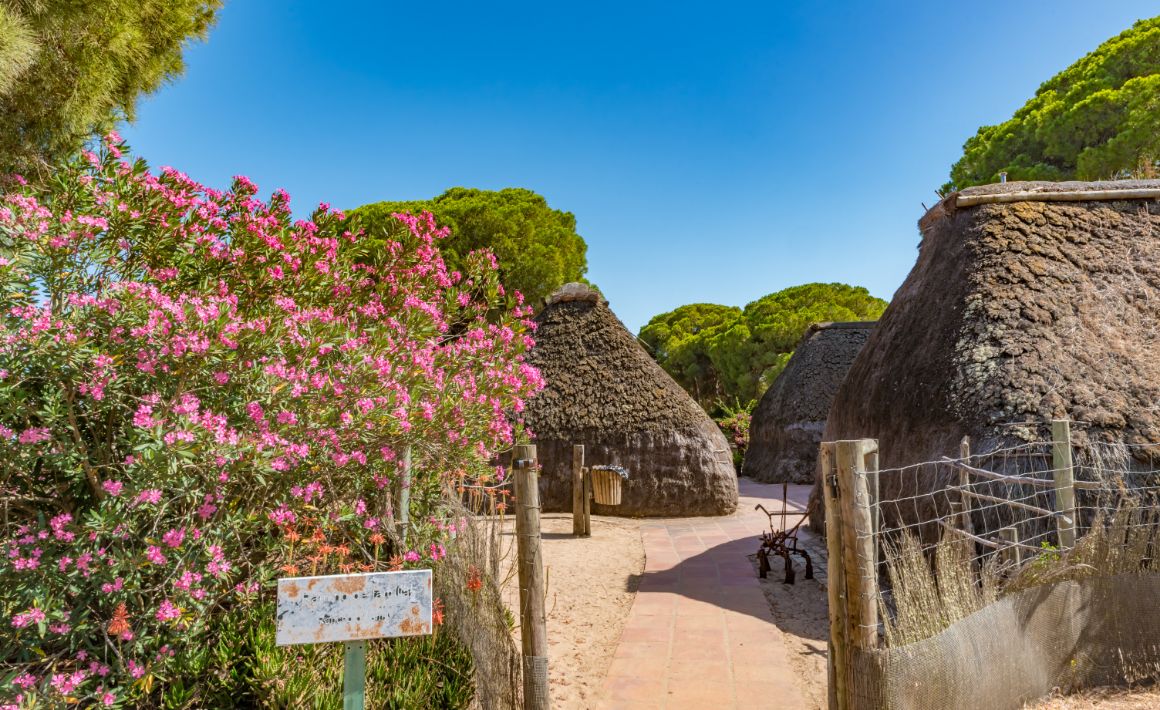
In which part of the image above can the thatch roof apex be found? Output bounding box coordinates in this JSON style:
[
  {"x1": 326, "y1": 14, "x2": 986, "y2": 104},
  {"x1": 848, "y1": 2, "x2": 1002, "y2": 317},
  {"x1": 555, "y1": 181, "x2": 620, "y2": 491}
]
[
  {"x1": 956, "y1": 178, "x2": 1160, "y2": 199},
  {"x1": 922, "y1": 179, "x2": 1160, "y2": 233},
  {"x1": 546, "y1": 282, "x2": 602, "y2": 305}
]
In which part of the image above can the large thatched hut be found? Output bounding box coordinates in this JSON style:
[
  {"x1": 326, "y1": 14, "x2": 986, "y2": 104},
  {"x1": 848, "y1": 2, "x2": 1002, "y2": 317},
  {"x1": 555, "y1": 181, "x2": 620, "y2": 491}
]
[
  {"x1": 810, "y1": 180, "x2": 1160, "y2": 529},
  {"x1": 523, "y1": 283, "x2": 738, "y2": 517},
  {"x1": 743, "y1": 321, "x2": 874, "y2": 484}
]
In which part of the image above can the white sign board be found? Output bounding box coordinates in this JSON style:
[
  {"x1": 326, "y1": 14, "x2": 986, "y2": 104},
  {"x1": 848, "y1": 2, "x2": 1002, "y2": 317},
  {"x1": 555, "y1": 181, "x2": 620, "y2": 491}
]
[{"x1": 276, "y1": 569, "x2": 433, "y2": 646}]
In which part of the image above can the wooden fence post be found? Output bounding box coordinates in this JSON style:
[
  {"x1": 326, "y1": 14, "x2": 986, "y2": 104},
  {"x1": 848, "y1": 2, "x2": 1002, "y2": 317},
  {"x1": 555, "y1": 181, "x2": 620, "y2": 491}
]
[
  {"x1": 865, "y1": 443, "x2": 880, "y2": 575},
  {"x1": 836, "y1": 440, "x2": 879, "y2": 653},
  {"x1": 583, "y1": 466, "x2": 592, "y2": 534},
  {"x1": 959, "y1": 436, "x2": 974, "y2": 535},
  {"x1": 998, "y1": 526, "x2": 1021, "y2": 569},
  {"x1": 1052, "y1": 420, "x2": 1076, "y2": 549},
  {"x1": 513, "y1": 444, "x2": 550, "y2": 710},
  {"x1": 398, "y1": 446, "x2": 412, "y2": 545},
  {"x1": 949, "y1": 501, "x2": 964, "y2": 533},
  {"x1": 572, "y1": 445, "x2": 587, "y2": 537},
  {"x1": 820, "y1": 442, "x2": 847, "y2": 710}
]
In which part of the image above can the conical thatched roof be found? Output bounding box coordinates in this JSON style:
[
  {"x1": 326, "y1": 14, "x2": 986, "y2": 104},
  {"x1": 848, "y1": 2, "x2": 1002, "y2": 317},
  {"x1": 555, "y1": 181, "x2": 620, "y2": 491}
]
[
  {"x1": 744, "y1": 321, "x2": 874, "y2": 484},
  {"x1": 524, "y1": 284, "x2": 738, "y2": 516},
  {"x1": 810, "y1": 180, "x2": 1160, "y2": 528}
]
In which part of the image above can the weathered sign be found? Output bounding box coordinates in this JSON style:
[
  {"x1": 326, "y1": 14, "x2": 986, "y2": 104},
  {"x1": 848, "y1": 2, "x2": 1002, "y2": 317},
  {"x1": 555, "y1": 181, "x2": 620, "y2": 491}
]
[{"x1": 275, "y1": 569, "x2": 433, "y2": 646}]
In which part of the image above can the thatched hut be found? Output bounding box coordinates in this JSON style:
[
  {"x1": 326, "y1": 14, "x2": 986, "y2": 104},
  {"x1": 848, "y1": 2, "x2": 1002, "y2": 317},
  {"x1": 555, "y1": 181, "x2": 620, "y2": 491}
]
[
  {"x1": 524, "y1": 283, "x2": 738, "y2": 517},
  {"x1": 743, "y1": 321, "x2": 874, "y2": 484},
  {"x1": 810, "y1": 180, "x2": 1160, "y2": 529}
]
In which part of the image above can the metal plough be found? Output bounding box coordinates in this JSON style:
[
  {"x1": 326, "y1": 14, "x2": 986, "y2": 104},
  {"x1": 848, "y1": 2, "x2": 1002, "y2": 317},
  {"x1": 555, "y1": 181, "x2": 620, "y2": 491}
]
[{"x1": 755, "y1": 482, "x2": 814, "y2": 584}]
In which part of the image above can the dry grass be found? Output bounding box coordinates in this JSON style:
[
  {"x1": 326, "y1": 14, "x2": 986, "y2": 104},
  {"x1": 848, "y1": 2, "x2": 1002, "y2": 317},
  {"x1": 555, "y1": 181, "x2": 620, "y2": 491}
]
[
  {"x1": 1027, "y1": 684, "x2": 1160, "y2": 709},
  {"x1": 880, "y1": 506, "x2": 1160, "y2": 647},
  {"x1": 880, "y1": 530, "x2": 998, "y2": 646}
]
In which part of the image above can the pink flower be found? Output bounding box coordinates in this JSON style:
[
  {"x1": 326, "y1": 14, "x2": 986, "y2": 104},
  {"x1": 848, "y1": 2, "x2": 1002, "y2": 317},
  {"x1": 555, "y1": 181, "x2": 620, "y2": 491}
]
[
  {"x1": 101, "y1": 479, "x2": 123, "y2": 496},
  {"x1": 17, "y1": 427, "x2": 50, "y2": 444},
  {"x1": 268, "y1": 504, "x2": 296, "y2": 526},
  {"x1": 290, "y1": 480, "x2": 323, "y2": 503},
  {"x1": 102, "y1": 692, "x2": 116, "y2": 706},
  {"x1": 50, "y1": 512, "x2": 75, "y2": 541},
  {"x1": 404, "y1": 550, "x2": 421, "y2": 563},
  {"x1": 51, "y1": 670, "x2": 87, "y2": 695},
  {"x1": 162, "y1": 528, "x2": 185, "y2": 548},
  {"x1": 145, "y1": 546, "x2": 167, "y2": 565},
  {"x1": 132, "y1": 403, "x2": 158, "y2": 428},
  {"x1": 127, "y1": 660, "x2": 145, "y2": 679},
  {"x1": 155, "y1": 599, "x2": 181, "y2": 622},
  {"x1": 245, "y1": 401, "x2": 264, "y2": 423},
  {"x1": 11, "y1": 607, "x2": 46, "y2": 628},
  {"x1": 135, "y1": 489, "x2": 162, "y2": 505},
  {"x1": 12, "y1": 674, "x2": 36, "y2": 690}
]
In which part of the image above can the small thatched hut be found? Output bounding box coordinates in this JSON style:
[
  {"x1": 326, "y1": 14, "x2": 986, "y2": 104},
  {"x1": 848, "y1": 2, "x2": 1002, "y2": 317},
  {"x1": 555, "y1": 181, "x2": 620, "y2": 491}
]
[
  {"x1": 810, "y1": 180, "x2": 1160, "y2": 529},
  {"x1": 743, "y1": 321, "x2": 874, "y2": 484},
  {"x1": 523, "y1": 283, "x2": 738, "y2": 517}
]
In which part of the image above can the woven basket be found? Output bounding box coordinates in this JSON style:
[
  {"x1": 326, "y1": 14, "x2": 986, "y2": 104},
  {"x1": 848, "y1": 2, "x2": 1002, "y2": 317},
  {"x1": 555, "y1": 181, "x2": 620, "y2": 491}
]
[{"x1": 591, "y1": 468, "x2": 623, "y2": 506}]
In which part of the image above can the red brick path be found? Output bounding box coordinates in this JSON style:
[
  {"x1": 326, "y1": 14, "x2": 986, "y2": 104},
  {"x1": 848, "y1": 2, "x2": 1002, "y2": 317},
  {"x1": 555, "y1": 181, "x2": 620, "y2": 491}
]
[{"x1": 599, "y1": 480, "x2": 814, "y2": 709}]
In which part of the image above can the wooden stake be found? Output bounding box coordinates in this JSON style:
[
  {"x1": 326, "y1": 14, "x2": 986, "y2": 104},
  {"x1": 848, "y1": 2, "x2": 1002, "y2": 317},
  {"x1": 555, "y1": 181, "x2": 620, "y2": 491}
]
[
  {"x1": 821, "y1": 442, "x2": 848, "y2": 710},
  {"x1": 398, "y1": 446, "x2": 412, "y2": 545},
  {"x1": 572, "y1": 445, "x2": 586, "y2": 537},
  {"x1": 1052, "y1": 420, "x2": 1077, "y2": 549},
  {"x1": 835, "y1": 440, "x2": 879, "y2": 652},
  {"x1": 959, "y1": 436, "x2": 974, "y2": 535},
  {"x1": 998, "y1": 526, "x2": 1021, "y2": 569},
  {"x1": 513, "y1": 444, "x2": 550, "y2": 710},
  {"x1": 864, "y1": 443, "x2": 880, "y2": 575},
  {"x1": 949, "y1": 501, "x2": 963, "y2": 530},
  {"x1": 583, "y1": 466, "x2": 592, "y2": 536}
]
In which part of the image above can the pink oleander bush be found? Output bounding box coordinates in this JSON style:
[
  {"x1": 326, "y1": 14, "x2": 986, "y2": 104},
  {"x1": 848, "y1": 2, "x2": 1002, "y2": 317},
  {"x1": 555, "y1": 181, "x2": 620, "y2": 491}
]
[{"x1": 0, "y1": 135, "x2": 543, "y2": 707}]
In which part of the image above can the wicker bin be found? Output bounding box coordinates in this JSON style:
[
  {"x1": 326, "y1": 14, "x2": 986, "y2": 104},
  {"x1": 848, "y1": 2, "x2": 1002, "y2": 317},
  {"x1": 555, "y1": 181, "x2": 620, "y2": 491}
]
[{"x1": 591, "y1": 468, "x2": 623, "y2": 506}]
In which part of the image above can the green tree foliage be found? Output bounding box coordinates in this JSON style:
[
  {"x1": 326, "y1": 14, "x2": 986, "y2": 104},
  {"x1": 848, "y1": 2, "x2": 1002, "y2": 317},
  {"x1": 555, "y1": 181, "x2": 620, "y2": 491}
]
[
  {"x1": 350, "y1": 188, "x2": 588, "y2": 308},
  {"x1": 948, "y1": 16, "x2": 1160, "y2": 191},
  {"x1": 638, "y1": 303, "x2": 741, "y2": 407},
  {"x1": 641, "y1": 283, "x2": 887, "y2": 411},
  {"x1": 0, "y1": 0, "x2": 221, "y2": 176}
]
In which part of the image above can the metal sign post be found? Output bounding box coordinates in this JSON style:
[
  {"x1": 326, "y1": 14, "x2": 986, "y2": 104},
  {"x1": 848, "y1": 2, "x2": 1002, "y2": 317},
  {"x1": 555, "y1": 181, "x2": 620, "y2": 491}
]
[{"x1": 276, "y1": 569, "x2": 434, "y2": 709}]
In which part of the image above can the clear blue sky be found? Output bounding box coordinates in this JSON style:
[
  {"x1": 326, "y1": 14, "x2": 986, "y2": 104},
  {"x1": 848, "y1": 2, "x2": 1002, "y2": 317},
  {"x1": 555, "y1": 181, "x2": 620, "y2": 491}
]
[{"x1": 121, "y1": 2, "x2": 1158, "y2": 332}]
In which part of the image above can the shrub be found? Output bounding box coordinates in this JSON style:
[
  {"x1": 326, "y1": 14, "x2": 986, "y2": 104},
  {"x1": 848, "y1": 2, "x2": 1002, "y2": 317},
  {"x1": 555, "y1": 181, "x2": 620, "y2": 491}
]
[
  {"x1": 715, "y1": 402, "x2": 753, "y2": 472},
  {"x1": 0, "y1": 136, "x2": 542, "y2": 707}
]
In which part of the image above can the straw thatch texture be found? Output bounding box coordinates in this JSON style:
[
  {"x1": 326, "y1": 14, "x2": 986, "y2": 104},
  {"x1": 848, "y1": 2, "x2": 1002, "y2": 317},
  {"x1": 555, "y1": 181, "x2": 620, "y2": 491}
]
[
  {"x1": 743, "y1": 321, "x2": 874, "y2": 484},
  {"x1": 810, "y1": 180, "x2": 1160, "y2": 529},
  {"x1": 523, "y1": 284, "x2": 738, "y2": 517}
]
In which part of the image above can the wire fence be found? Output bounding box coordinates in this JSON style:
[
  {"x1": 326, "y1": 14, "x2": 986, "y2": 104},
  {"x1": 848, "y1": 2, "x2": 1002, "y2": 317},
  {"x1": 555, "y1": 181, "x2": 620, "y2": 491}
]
[{"x1": 823, "y1": 426, "x2": 1160, "y2": 710}]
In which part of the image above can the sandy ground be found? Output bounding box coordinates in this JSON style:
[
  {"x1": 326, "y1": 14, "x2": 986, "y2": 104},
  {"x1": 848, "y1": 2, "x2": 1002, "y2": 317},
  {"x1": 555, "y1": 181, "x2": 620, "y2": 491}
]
[
  {"x1": 753, "y1": 557, "x2": 830, "y2": 709},
  {"x1": 500, "y1": 512, "x2": 645, "y2": 709}
]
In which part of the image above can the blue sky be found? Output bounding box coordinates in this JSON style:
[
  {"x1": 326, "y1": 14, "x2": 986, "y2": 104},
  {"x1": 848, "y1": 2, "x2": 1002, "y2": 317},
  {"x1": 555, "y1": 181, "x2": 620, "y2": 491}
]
[{"x1": 122, "y1": 2, "x2": 1158, "y2": 332}]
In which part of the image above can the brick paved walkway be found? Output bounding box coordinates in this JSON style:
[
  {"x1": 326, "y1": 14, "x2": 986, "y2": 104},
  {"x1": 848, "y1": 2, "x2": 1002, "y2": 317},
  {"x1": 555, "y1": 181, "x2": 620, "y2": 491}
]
[{"x1": 599, "y1": 479, "x2": 815, "y2": 709}]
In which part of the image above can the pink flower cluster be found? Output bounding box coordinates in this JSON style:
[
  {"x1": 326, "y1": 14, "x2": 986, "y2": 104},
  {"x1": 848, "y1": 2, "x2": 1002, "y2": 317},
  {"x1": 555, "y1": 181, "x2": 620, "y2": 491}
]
[{"x1": 0, "y1": 134, "x2": 542, "y2": 702}]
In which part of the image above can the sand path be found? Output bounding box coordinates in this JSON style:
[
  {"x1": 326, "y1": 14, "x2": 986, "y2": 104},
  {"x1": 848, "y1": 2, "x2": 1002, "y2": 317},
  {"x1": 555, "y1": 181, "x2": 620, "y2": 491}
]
[
  {"x1": 500, "y1": 479, "x2": 832, "y2": 709},
  {"x1": 501, "y1": 512, "x2": 646, "y2": 709}
]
